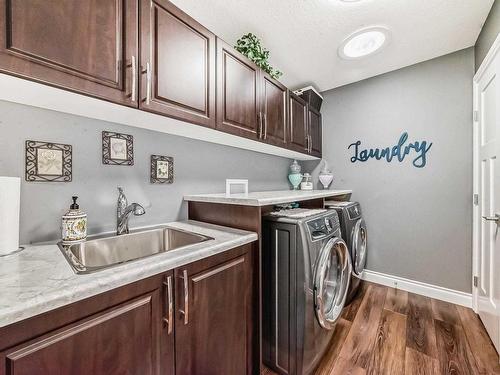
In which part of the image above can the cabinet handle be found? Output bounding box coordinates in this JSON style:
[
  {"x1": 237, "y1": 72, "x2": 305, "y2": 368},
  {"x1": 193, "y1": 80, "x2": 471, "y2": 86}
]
[
  {"x1": 263, "y1": 113, "x2": 267, "y2": 140},
  {"x1": 309, "y1": 135, "x2": 313, "y2": 153},
  {"x1": 130, "y1": 56, "x2": 137, "y2": 102},
  {"x1": 305, "y1": 135, "x2": 309, "y2": 152},
  {"x1": 258, "y1": 112, "x2": 263, "y2": 139},
  {"x1": 179, "y1": 269, "x2": 189, "y2": 325},
  {"x1": 163, "y1": 275, "x2": 173, "y2": 334},
  {"x1": 142, "y1": 62, "x2": 151, "y2": 105}
]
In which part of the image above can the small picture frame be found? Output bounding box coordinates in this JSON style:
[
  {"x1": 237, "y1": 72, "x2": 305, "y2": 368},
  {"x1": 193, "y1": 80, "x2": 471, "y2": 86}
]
[
  {"x1": 151, "y1": 155, "x2": 174, "y2": 184},
  {"x1": 102, "y1": 131, "x2": 134, "y2": 166},
  {"x1": 25, "y1": 140, "x2": 72, "y2": 182}
]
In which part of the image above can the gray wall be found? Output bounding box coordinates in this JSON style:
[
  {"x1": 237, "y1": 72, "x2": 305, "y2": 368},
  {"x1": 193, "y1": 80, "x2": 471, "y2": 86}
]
[
  {"x1": 307, "y1": 48, "x2": 474, "y2": 293},
  {"x1": 0, "y1": 101, "x2": 290, "y2": 244},
  {"x1": 475, "y1": 0, "x2": 499, "y2": 70}
]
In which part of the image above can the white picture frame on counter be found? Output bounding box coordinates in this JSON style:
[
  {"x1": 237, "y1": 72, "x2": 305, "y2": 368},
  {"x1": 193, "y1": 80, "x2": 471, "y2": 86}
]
[{"x1": 225, "y1": 179, "x2": 248, "y2": 197}]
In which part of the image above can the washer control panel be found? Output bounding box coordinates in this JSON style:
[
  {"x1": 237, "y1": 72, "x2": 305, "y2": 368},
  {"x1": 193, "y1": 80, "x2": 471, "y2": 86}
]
[{"x1": 307, "y1": 213, "x2": 340, "y2": 240}]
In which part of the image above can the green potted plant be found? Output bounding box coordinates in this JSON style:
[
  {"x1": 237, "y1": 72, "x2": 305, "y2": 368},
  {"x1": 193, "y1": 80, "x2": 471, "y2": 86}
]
[{"x1": 234, "y1": 33, "x2": 283, "y2": 80}]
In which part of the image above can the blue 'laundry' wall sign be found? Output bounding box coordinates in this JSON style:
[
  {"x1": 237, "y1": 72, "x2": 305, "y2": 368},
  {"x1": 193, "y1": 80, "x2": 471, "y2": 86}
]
[{"x1": 348, "y1": 132, "x2": 433, "y2": 168}]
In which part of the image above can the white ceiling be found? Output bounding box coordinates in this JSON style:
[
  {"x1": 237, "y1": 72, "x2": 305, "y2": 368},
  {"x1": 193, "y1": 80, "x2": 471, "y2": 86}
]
[{"x1": 170, "y1": 0, "x2": 494, "y2": 92}]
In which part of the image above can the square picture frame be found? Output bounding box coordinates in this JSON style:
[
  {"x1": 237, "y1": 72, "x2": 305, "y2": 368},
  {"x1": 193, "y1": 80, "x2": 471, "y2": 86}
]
[
  {"x1": 25, "y1": 140, "x2": 72, "y2": 182},
  {"x1": 151, "y1": 155, "x2": 174, "y2": 184},
  {"x1": 102, "y1": 131, "x2": 134, "y2": 166}
]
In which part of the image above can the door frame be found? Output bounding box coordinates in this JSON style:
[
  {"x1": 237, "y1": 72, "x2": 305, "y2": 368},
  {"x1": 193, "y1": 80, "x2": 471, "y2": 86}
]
[{"x1": 472, "y1": 32, "x2": 500, "y2": 313}]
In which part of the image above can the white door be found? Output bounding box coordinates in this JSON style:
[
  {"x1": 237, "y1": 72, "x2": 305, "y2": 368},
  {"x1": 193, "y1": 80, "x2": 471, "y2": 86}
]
[{"x1": 474, "y1": 36, "x2": 500, "y2": 354}]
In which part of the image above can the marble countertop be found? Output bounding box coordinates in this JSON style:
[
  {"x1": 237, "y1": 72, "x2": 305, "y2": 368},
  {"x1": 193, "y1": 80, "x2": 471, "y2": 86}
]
[
  {"x1": 0, "y1": 220, "x2": 257, "y2": 328},
  {"x1": 184, "y1": 189, "x2": 352, "y2": 206}
]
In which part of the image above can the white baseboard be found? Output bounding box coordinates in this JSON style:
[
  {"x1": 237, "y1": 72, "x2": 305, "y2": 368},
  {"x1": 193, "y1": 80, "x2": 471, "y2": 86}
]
[{"x1": 361, "y1": 269, "x2": 472, "y2": 308}]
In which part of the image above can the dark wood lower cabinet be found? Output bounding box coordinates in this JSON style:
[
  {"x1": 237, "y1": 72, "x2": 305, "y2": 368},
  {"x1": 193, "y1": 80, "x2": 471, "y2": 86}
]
[
  {"x1": 3, "y1": 291, "x2": 162, "y2": 375},
  {"x1": 175, "y1": 244, "x2": 253, "y2": 375},
  {"x1": 0, "y1": 244, "x2": 255, "y2": 375}
]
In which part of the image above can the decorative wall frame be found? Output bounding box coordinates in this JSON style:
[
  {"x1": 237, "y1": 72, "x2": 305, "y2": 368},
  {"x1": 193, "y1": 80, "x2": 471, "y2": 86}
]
[
  {"x1": 102, "y1": 131, "x2": 134, "y2": 166},
  {"x1": 25, "y1": 140, "x2": 72, "y2": 182},
  {"x1": 151, "y1": 155, "x2": 174, "y2": 184}
]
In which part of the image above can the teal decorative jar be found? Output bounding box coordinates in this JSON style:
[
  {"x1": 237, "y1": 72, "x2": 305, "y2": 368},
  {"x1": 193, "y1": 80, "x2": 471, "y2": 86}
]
[{"x1": 288, "y1": 160, "x2": 302, "y2": 190}]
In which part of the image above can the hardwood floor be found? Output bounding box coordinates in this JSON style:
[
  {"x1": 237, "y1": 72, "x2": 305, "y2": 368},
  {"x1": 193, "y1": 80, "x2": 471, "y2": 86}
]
[{"x1": 263, "y1": 282, "x2": 500, "y2": 375}]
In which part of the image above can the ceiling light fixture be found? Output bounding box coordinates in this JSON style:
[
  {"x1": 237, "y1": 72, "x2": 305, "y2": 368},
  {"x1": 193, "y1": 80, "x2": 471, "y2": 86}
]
[{"x1": 338, "y1": 26, "x2": 390, "y2": 60}]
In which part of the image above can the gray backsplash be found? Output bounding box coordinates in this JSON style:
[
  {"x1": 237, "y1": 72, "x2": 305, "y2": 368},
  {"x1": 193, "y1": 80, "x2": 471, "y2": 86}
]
[{"x1": 0, "y1": 100, "x2": 291, "y2": 244}]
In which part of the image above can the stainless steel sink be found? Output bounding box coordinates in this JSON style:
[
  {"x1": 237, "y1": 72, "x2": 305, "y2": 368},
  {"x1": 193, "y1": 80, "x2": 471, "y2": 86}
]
[{"x1": 58, "y1": 226, "x2": 213, "y2": 274}]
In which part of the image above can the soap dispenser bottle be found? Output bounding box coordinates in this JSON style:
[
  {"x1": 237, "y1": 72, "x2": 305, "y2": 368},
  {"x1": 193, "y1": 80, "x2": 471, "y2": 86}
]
[{"x1": 61, "y1": 196, "x2": 87, "y2": 245}]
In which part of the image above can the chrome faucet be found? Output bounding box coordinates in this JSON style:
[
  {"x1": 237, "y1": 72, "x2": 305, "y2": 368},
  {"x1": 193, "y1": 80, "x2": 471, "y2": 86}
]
[{"x1": 117, "y1": 187, "x2": 145, "y2": 235}]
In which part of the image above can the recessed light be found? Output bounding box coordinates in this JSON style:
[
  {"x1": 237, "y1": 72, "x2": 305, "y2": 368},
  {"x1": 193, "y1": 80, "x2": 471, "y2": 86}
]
[{"x1": 338, "y1": 26, "x2": 390, "y2": 60}]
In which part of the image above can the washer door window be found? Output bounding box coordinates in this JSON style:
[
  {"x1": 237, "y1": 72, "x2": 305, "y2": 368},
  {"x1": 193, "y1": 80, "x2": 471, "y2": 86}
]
[
  {"x1": 351, "y1": 218, "x2": 367, "y2": 276},
  {"x1": 313, "y1": 237, "x2": 352, "y2": 330}
]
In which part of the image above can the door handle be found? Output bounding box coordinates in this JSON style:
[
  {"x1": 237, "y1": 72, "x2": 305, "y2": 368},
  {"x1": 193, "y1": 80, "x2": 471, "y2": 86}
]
[
  {"x1": 483, "y1": 214, "x2": 500, "y2": 222},
  {"x1": 142, "y1": 62, "x2": 151, "y2": 105},
  {"x1": 163, "y1": 275, "x2": 173, "y2": 334},
  {"x1": 179, "y1": 269, "x2": 189, "y2": 325}
]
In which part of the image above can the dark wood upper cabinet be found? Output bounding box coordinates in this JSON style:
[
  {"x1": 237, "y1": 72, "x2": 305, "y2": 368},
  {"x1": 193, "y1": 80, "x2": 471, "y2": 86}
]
[
  {"x1": 0, "y1": 1, "x2": 321, "y2": 157},
  {"x1": 140, "y1": 0, "x2": 216, "y2": 128},
  {"x1": 175, "y1": 244, "x2": 253, "y2": 375},
  {"x1": 0, "y1": 0, "x2": 138, "y2": 106},
  {"x1": 261, "y1": 74, "x2": 287, "y2": 147},
  {"x1": 308, "y1": 106, "x2": 322, "y2": 157},
  {"x1": 288, "y1": 91, "x2": 308, "y2": 153},
  {"x1": 217, "y1": 38, "x2": 261, "y2": 139},
  {"x1": 3, "y1": 291, "x2": 162, "y2": 375}
]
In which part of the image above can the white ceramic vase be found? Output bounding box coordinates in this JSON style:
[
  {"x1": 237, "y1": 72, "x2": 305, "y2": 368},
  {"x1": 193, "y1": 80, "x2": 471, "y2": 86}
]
[
  {"x1": 319, "y1": 173, "x2": 333, "y2": 189},
  {"x1": 318, "y1": 160, "x2": 333, "y2": 189}
]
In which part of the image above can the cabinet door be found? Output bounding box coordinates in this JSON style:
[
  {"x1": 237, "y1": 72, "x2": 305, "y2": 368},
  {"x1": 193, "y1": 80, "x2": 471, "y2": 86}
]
[
  {"x1": 217, "y1": 39, "x2": 261, "y2": 139},
  {"x1": 3, "y1": 291, "x2": 162, "y2": 375},
  {"x1": 175, "y1": 244, "x2": 253, "y2": 375},
  {"x1": 288, "y1": 91, "x2": 308, "y2": 153},
  {"x1": 261, "y1": 74, "x2": 287, "y2": 147},
  {"x1": 140, "y1": 0, "x2": 216, "y2": 128},
  {"x1": 308, "y1": 106, "x2": 322, "y2": 157},
  {"x1": 0, "y1": 0, "x2": 138, "y2": 107}
]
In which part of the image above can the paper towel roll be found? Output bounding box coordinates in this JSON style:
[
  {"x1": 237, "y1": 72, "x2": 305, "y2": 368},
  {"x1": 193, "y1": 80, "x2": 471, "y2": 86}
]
[{"x1": 0, "y1": 177, "x2": 20, "y2": 256}]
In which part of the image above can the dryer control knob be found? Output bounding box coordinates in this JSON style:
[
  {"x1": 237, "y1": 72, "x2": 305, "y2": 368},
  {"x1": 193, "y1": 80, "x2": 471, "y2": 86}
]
[{"x1": 325, "y1": 217, "x2": 332, "y2": 231}]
